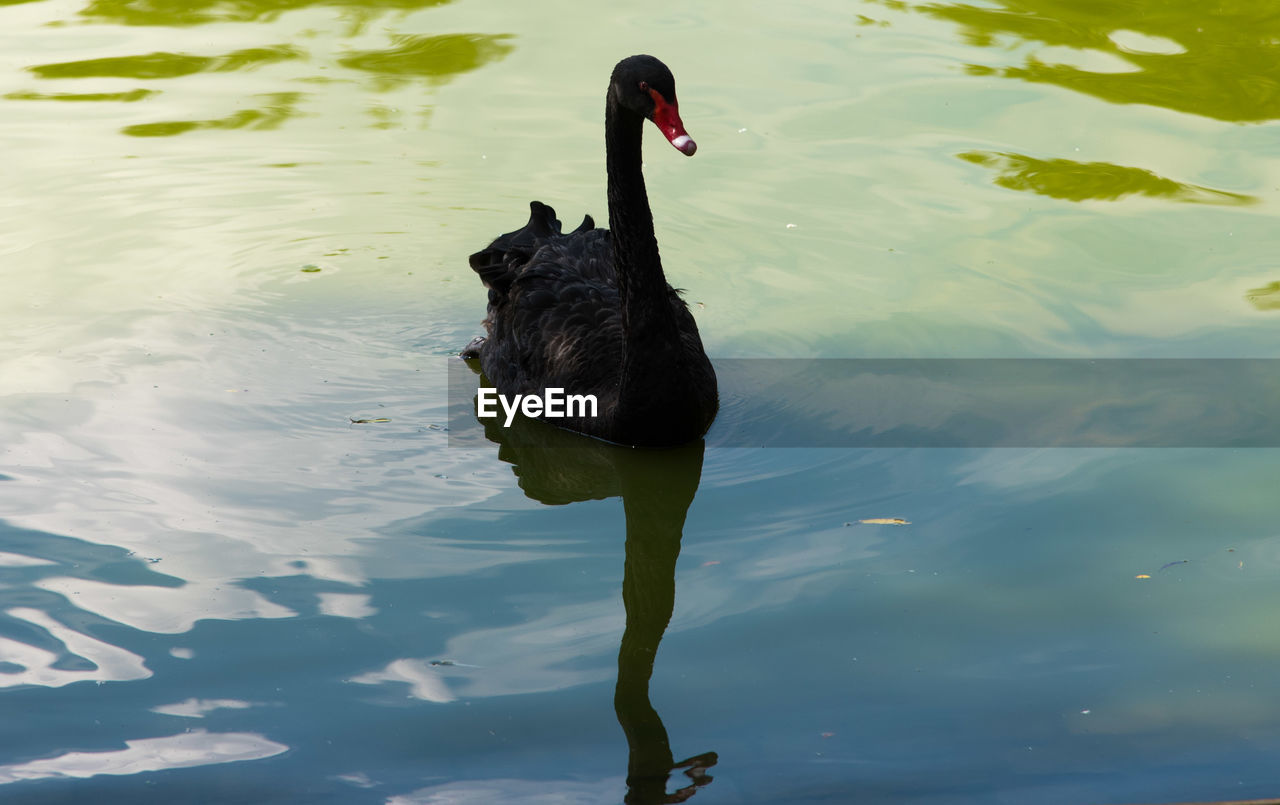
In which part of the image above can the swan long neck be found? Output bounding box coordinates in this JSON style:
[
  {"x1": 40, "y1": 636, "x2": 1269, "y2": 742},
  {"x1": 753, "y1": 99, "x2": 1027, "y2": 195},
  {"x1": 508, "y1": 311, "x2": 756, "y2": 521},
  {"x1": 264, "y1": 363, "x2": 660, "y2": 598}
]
[{"x1": 605, "y1": 91, "x2": 680, "y2": 358}]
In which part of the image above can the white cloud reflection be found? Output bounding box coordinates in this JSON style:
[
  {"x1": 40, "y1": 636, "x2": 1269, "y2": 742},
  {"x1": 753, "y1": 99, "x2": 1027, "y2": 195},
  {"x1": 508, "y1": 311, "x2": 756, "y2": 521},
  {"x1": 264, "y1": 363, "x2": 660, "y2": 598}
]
[
  {"x1": 33, "y1": 577, "x2": 295, "y2": 634},
  {"x1": 350, "y1": 659, "x2": 456, "y2": 703},
  {"x1": 386, "y1": 776, "x2": 624, "y2": 804},
  {"x1": 151, "y1": 698, "x2": 255, "y2": 718},
  {"x1": 0, "y1": 607, "x2": 149, "y2": 688},
  {"x1": 0, "y1": 552, "x2": 55, "y2": 567},
  {"x1": 0, "y1": 730, "x2": 287, "y2": 784},
  {"x1": 317, "y1": 592, "x2": 378, "y2": 618}
]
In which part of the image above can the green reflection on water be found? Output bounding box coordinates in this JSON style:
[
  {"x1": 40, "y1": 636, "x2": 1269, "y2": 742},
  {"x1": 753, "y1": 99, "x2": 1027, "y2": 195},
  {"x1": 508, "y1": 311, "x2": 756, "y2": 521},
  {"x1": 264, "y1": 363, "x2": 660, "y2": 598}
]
[
  {"x1": 958, "y1": 151, "x2": 1259, "y2": 205},
  {"x1": 339, "y1": 33, "x2": 515, "y2": 90},
  {"x1": 4, "y1": 89, "x2": 157, "y2": 102},
  {"x1": 29, "y1": 46, "x2": 304, "y2": 80},
  {"x1": 1245, "y1": 281, "x2": 1280, "y2": 311},
  {"x1": 18, "y1": 32, "x2": 512, "y2": 134},
  {"x1": 123, "y1": 92, "x2": 303, "y2": 137},
  {"x1": 893, "y1": 0, "x2": 1280, "y2": 122},
  {"x1": 79, "y1": 0, "x2": 450, "y2": 26}
]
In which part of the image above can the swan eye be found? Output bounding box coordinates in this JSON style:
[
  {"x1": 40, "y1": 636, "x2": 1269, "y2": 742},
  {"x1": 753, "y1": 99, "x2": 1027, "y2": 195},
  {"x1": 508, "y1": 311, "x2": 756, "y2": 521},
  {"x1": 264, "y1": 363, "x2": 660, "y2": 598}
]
[{"x1": 638, "y1": 81, "x2": 649, "y2": 93}]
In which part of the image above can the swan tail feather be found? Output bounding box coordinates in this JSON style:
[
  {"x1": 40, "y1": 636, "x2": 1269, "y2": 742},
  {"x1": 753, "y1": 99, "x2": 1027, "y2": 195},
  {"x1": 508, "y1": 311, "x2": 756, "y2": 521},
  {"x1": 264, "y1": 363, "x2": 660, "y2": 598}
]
[{"x1": 469, "y1": 201, "x2": 577, "y2": 293}]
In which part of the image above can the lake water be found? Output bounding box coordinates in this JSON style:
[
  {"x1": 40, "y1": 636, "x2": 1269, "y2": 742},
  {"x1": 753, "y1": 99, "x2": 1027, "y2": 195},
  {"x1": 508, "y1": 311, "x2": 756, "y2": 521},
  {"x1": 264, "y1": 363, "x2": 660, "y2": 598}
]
[{"x1": 3, "y1": 1, "x2": 1280, "y2": 803}]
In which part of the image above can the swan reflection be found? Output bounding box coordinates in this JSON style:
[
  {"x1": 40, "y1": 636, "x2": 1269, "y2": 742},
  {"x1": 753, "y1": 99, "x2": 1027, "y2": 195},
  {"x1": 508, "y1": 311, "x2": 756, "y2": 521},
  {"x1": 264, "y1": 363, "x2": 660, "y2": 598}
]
[{"x1": 475, "y1": 386, "x2": 717, "y2": 803}]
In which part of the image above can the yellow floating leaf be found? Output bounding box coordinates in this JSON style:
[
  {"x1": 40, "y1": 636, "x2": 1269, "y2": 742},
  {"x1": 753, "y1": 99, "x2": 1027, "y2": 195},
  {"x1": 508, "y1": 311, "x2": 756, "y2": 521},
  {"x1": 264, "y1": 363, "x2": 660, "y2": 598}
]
[
  {"x1": 859, "y1": 518, "x2": 911, "y2": 525},
  {"x1": 1135, "y1": 574, "x2": 1151, "y2": 579}
]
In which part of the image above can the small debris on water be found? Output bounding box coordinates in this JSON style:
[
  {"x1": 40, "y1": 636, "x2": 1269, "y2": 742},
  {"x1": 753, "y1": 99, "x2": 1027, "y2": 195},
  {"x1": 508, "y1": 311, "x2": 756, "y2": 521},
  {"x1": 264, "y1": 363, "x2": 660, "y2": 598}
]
[
  {"x1": 858, "y1": 518, "x2": 911, "y2": 525},
  {"x1": 349, "y1": 417, "x2": 390, "y2": 424},
  {"x1": 430, "y1": 659, "x2": 481, "y2": 668}
]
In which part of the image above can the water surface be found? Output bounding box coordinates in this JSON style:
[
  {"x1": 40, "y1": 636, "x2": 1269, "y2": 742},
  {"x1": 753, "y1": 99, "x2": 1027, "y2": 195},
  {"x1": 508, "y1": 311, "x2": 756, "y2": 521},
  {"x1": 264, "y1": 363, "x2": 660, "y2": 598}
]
[{"x1": 3, "y1": 0, "x2": 1280, "y2": 802}]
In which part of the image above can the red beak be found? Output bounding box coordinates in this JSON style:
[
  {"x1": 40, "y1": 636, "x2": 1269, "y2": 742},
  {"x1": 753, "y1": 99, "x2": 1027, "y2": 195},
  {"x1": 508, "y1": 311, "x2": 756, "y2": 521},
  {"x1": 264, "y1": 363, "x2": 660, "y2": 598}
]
[{"x1": 648, "y1": 88, "x2": 697, "y2": 156}]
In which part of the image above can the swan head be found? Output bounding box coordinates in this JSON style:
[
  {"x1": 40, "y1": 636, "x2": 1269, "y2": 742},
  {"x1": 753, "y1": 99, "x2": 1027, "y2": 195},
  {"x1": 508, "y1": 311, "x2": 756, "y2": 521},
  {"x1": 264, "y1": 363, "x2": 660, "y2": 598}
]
[{"x1": 611, "y1": 55, "x2": 697, "y2": 156}]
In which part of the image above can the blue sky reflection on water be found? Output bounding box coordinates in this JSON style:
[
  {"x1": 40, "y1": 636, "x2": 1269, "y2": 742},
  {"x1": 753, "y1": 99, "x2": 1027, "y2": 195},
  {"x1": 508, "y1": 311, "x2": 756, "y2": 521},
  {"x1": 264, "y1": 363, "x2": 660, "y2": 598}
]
[{"x1": 3, "y1": 0, "x2": 1280, "y2": 801}]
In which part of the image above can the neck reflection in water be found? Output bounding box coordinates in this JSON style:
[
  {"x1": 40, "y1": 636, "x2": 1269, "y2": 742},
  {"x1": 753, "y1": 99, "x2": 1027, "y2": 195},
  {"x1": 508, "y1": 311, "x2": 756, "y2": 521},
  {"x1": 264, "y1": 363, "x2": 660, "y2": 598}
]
[{"x1": 477, "y1": 403, "x2": 717, "y2": 804}]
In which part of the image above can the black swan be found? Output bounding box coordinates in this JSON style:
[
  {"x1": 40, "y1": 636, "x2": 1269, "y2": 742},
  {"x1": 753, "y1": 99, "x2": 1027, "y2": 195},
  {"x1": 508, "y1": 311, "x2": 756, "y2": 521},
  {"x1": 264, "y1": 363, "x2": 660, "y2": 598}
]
[{"x1": 462, "y1": 54, "x2": 717, "y2": 448}]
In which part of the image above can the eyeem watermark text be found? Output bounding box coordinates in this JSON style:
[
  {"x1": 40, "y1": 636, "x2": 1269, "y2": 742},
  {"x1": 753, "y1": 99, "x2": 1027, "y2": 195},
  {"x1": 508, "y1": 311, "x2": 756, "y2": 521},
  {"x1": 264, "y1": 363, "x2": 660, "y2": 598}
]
[
  {"x1": 451, "y1": 358, "x2": 1280, "y2": 447},
  {"x1": 475, "y1": 387, "x2": 599, "y2": 427}
]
